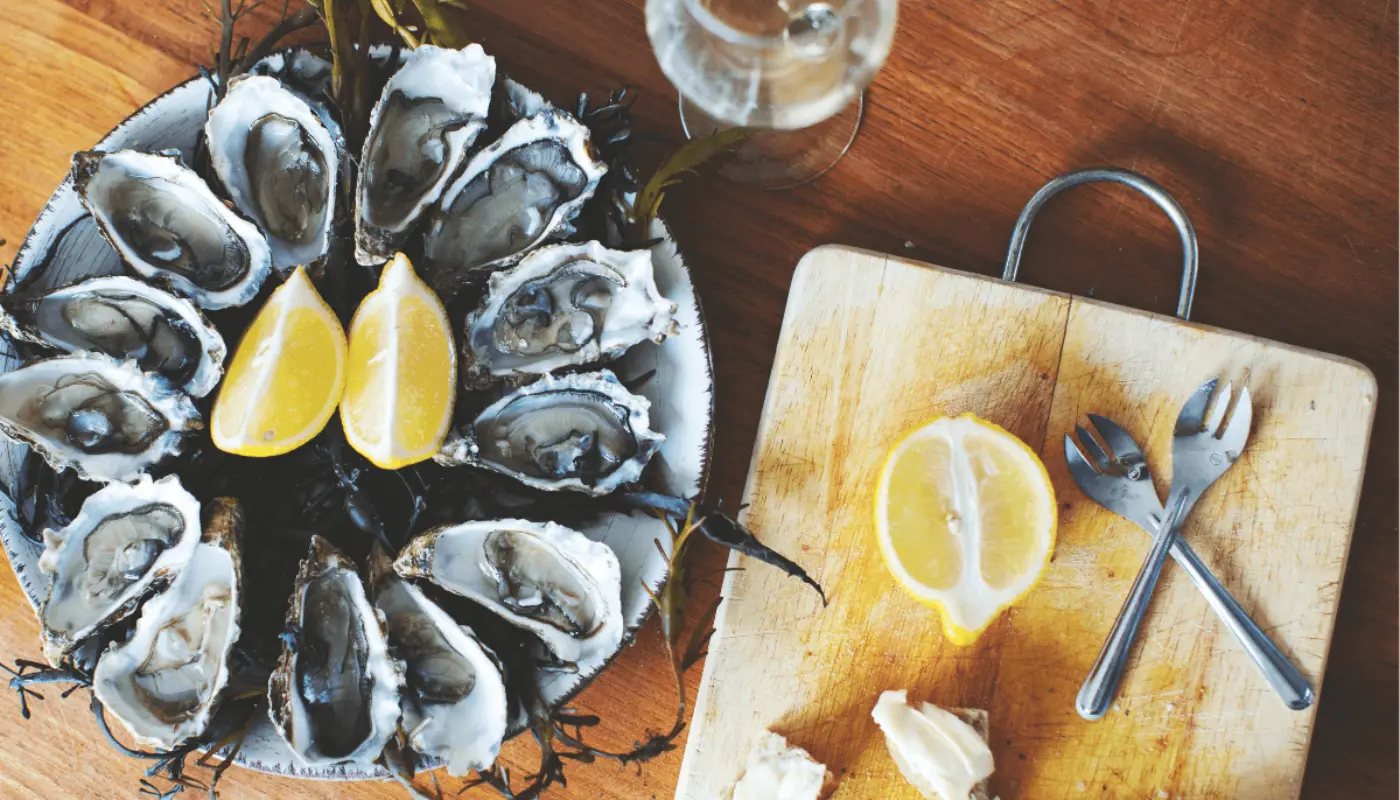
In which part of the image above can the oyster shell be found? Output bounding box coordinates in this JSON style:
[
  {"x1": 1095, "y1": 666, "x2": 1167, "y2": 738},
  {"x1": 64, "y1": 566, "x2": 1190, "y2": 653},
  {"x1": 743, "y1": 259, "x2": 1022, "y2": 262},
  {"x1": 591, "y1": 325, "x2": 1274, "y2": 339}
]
[
  {"x1": 355, "y1": 44, "x2": 496, "y2": 265},
  {"x1": 0, "y1": 275, "x2": 226, "y2": 397},
  {"x1": 92, "y1": 497, "x2": 243, "y2": 750},
  {"x1": 248, "y1": 50, "x2": 334, "y2": 102},
  {"x1": 436, "y1": 370, "x2": 663, "y2": 496},
  {"x1": 462, "y1": 241, "x2": 677, "y2": 388},
  {"x1": 0, "y1": 353, "x2": 200, "y2": 483},
  {"x1": 36, "y1": 475, "x2": 201, "y2": 664},
  {"x1": 394, "y1": 519, "x2": 623, "y2": 664},
  {"x1": 368, "y1": 545, "x2": 508, "y2": 775},
  {"x1": 269, "y1": 536, "x2": 402, "y2": 766},
  {"x1": 500, "y1": 76, "x2": 551, "y2": 123},
  {"x1": 72, "y1": 149, "x2": 273, "y2": 310},
  {"x1": 205, "y1": 75, "x2": 341, "y2": 271},
  {"x1": 420, "y1": 109, "x2": 607, "y2": 295}
]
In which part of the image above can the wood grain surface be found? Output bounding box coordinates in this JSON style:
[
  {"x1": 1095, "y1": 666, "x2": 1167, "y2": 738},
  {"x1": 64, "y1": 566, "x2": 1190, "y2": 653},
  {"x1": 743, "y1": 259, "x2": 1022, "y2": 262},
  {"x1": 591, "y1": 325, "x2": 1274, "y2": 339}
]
[
  {"x1": 677, "y1": 248, "x2": 1376, "y2": 799},
  {"x1": 0, "y1": 0, "x2": 1394, "y2": 797}
]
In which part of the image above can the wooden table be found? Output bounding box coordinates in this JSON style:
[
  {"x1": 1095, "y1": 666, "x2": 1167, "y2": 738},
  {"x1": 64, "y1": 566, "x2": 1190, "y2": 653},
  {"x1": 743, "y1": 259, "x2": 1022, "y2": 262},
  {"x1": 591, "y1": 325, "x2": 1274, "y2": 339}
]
[{"x1": 0, "y1": 1, "x2": 1392, "y2": 797}]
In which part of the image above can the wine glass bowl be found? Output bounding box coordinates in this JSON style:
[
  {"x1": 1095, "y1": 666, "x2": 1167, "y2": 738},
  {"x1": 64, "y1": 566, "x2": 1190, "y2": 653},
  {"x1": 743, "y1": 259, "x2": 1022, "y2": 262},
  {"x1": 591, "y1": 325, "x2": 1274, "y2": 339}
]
[{"x1": 647, "y1": 0, "x2": 898, "y2": 187}]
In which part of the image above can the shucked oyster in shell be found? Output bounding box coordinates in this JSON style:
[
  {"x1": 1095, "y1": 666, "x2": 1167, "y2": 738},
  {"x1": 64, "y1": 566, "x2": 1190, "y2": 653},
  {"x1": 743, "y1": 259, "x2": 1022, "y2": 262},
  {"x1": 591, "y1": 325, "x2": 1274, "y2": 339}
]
[
  {"x1": 355, "y1": 44, "x2": 496, "y2": 265},
  {"x1": 269, "y1": 536, "x2": 402, "y2": 767},
  {"x1": 72, "y1": 149, "x2": 272, "y2": 310},
  {"x1": 420, "y1": 108, "x2": 607, "y2": 296},
  {"x1": 368, "y1": 544, "x2": 508, "y2": 776},
  {"x1": 205, "y1": 74, "x2": 341, "y2": 272},
  {"x1": 461, "y1": 241, "x2": 677, "y2": 389},
  {"x1": 436, "y1": 370, "x2": 663, "y2": 496},
  {"x1": 37, "y1": 475, "x2": 202, "y2": 664},
  {"x1": 0, "y1": 353, "x2": 201, "y2": 483},
  {"x1": 92, "y1": 497, "x2": 244, "y2": 750},
  {"x1": 0, "y1": 275, "x2": 226, "y2": 397},
  {"x1": 394, "y1": 519, "x2": 624, "y2": 665}
]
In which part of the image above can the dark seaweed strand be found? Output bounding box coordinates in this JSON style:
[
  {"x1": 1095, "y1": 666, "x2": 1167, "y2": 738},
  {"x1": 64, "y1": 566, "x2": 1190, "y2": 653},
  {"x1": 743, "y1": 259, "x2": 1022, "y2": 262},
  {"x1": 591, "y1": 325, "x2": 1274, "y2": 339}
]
[{"x1": 618, "y1": 492, "x2": 828, "y2": 604}]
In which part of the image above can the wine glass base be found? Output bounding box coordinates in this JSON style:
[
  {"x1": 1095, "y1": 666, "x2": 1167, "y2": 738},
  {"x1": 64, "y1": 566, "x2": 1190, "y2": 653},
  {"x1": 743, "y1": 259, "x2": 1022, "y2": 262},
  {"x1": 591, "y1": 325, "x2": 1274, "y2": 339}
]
[{"x1": 678, "y1": 93, "x2": 865, "y2": 190}]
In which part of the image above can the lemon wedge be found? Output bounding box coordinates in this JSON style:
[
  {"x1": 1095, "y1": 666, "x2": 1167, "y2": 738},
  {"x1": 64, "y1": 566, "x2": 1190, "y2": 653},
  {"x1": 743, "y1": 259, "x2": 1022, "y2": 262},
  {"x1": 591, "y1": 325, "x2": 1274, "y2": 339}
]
[
  {"x1": 341, "y1": 252, "x2": 456, "y2": 470},
  {"x1": 212, "y1": 266, "x2": 347, "y2": 457},
  {"x1": 875, "y1": 414, "x2": 1056, "y2": 645}
]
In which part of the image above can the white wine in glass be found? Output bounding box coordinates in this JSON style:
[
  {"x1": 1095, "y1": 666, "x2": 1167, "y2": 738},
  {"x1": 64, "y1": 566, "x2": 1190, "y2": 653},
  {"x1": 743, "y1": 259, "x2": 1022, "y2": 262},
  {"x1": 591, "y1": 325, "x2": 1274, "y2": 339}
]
[{"x1": 647, "y1": 0, "x2": 898, "y2": 187}]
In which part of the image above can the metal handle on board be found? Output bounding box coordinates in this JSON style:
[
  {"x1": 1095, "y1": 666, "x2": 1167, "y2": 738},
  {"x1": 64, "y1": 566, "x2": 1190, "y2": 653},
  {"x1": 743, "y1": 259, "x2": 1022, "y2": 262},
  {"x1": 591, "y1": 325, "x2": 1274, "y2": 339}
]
[{"x1": 1001, "y1": 168, "x2": 1199, "y2": 320}]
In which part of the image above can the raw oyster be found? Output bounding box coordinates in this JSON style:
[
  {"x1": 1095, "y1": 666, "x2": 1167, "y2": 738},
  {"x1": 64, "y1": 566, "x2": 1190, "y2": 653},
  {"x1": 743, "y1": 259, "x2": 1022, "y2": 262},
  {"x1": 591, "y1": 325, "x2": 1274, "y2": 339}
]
[
  {"x1": 420, "y1": 109, "x2": 607, "y2": 295},
  {"x1": 462, "y1": 241, "x2": 677, "y2": 388},
  {"x1": 394, "y1": 519, "x2": 623, "y2": 664},
  {"x1": 72, "y1": 149, "x2": 272, "y2": 310},
  {"x1": 436, "y1": 370, "x2": 663, "y2": 496},
  {"x1": 355, "y1": 44, "x2": 496, "y2": 265},
  {"x1": 92, "y1": 497, "x2": 243, "y2": 750},
  {"x1": 368, "y1": 545, "x2": 508, "y2": 775},
  {"x1": 205, "y1": 75, "x2": 340, "y2": 271},
  {"x1": 0, "y1": 275, "x2": 226, "y2": 397},
  {"x1": 269, "y1": 536, "x2": 402, "y2": 766},
  {"x1": 0, "y1": 353, "x2": 200, "y2": 483},
  {"x1": 37, "y1": 475, "x2": 201, "y2": 664}
]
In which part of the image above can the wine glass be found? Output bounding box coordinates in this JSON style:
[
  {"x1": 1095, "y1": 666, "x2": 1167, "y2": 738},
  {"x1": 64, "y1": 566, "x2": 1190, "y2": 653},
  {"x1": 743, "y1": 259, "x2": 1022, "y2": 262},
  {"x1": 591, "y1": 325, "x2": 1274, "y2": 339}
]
[{"x1": 646, "y1": 0, "x2": 899, "y2": 188}]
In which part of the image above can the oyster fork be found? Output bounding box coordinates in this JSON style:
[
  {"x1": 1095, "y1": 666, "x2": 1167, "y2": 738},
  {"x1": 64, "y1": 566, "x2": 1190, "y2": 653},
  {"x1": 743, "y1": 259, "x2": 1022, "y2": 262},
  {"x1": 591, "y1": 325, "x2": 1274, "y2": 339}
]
[
  {"x1": 1073, "y1": 377, "x2": 1257, "y2": 720},
  {"x1": 1065, "y1": 414, "x2": 1314, "y2": 713}
]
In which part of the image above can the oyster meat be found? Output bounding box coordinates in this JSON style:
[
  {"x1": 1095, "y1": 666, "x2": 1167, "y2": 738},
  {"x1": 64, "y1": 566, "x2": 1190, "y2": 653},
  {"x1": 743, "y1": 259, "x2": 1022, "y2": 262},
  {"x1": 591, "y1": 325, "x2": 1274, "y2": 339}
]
[
  {"x1": 437, "y1": 370, "x2": 663, "y2": 496},
  {"x1": 420, "y1": 109, "x2": 607, "y2": 295},
  {"x1": 269, "y1": 536, "x2": 402, "y2": 766},
  {"x1": 355, "y1": 44, "x2": 496, "y2": 265},
  {"x1": 462, "y1": 241, "x2": 677, "y2": 388},
  {"x1": 92, "y1": 497, "x2": 243, "y2": 750},
  {"x1": 395, "y1": 519, "x2": 623, "y2": 664},
  {"x1": 0, "y1": 275, "x2": 226, "y2": 397},
  {"x1": 0, "y1": 353, "x2": 200, "y2": 483},
  {"x1": 73, "y1": 149, "x2": 272, "y2": 310},
  {"x1": 205, "y1": 75, "x2": 341, "y2": 271},
  {"x1": 37, "y1": 475, "x2": 201, "y2": 664},
  {"x1": 368, "y1": 545, "x2": 508, "y2": 776}
]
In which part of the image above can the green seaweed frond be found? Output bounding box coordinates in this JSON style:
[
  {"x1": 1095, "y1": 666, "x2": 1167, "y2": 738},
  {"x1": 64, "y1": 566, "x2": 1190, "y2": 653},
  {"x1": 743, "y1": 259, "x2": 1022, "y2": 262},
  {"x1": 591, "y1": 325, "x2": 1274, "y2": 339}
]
[{"x1": 632, "y1": 128, "x2": 749, "y2": 235}]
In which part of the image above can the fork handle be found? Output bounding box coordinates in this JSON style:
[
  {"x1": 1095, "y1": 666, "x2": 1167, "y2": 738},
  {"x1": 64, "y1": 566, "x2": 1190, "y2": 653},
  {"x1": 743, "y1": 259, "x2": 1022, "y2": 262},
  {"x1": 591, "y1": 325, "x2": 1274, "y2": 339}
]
[
  {"x1": 1166, "y1": 531, "x2": 1315, "y2": 710},
  {"x1": 1077, "y1": 490, "x2": 1191, "y2": 720}
]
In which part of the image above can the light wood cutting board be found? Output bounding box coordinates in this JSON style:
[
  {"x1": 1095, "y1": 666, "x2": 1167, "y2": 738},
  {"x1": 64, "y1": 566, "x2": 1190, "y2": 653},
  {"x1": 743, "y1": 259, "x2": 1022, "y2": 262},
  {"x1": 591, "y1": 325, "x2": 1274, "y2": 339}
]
[{"x1": 676, "y1": 247, "x2": 1376, "y2": 800}]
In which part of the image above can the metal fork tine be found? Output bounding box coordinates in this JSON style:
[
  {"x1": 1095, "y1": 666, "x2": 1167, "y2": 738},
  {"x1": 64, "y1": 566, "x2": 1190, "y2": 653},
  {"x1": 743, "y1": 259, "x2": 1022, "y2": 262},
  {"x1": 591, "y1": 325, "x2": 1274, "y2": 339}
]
[
  {"x1": 1075, "y1": 424, "x2": 1113, "y2": 471},
  {"x1": 1175, "y1": 376, "x2": 1217, "y2": 435},
  {"x1": 1204, "y1": 381, "x2": 1233, "y2": 436},
  {"x1": 1064, "y1": 433, "x2": 1101, "y2": 479},
  {"x1": 1218, "y1": 385, "x2": 1253, "y2": 451},
  {"x1": 1088, "y1": 414, "x2": 1144, "y2": 461}
]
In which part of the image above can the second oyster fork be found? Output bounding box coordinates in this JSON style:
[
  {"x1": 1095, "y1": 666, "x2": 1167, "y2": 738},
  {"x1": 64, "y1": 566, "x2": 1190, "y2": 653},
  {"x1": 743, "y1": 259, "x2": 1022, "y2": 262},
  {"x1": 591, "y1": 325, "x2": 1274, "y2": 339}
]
[
  {"x1": 1065, "y1": 412, "x2": 1315, "y2": 714},
  {"x1": 1071, "y1": 378, "x2": 1270, "y2": 720}
]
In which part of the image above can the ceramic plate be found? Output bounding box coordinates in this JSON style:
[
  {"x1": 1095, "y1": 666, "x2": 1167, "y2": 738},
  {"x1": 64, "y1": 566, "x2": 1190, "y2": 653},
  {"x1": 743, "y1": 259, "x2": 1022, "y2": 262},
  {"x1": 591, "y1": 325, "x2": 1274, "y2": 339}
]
[{"x1": 0, "y1": 52, "x2": 712, "y2": 780}]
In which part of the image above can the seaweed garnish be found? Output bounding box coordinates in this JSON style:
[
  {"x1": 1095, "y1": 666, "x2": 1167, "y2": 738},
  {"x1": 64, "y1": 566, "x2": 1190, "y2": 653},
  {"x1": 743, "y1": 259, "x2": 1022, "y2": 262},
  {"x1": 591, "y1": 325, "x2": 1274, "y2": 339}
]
[
  {"x1": 619, "y1": 492, "x2": 827, "y2": 604},
  {"x1": 631, "y1": 128, "x2": 751, "y2": 239},
  {"x1": 2, "y1": 652, "x2": 262, "y2": 798},
  {"x1": 206, "y1": 0, "x2": 320, "y2": 100}
]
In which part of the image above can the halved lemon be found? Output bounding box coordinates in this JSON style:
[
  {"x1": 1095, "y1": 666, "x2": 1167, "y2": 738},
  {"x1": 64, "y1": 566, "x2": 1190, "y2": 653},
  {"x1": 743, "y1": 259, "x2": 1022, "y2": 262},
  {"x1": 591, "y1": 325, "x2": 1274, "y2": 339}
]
[
  {"x1": 212, "y1": 267, "x2": 347, "y2": 457},
  {"x1": 875, "y1": 414, "x2": 1056, "y2": 646},
  {"x1": 340, "y1": 252, "x2": 456, "y2": 470}
]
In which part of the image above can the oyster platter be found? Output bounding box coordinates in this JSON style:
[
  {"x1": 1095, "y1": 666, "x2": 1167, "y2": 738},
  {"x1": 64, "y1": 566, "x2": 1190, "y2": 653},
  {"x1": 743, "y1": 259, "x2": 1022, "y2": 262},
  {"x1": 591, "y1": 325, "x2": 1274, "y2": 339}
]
[{"x1": 0, "y1": 39, "x2": 755, "y2": 790}]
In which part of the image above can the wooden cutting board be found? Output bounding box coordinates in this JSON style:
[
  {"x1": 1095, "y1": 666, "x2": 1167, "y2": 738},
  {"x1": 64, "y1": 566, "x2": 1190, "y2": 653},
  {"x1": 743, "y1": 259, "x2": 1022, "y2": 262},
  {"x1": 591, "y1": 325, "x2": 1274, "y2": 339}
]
[{"x1": 676, "y1": 247, "x2": 1376, "y2": 800}]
